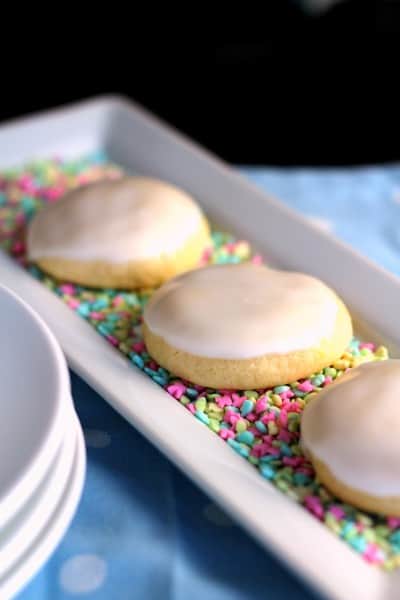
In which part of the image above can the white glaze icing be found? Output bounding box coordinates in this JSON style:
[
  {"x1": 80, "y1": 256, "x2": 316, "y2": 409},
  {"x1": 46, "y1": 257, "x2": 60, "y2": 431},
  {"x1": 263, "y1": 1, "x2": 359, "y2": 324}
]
[
  {"x1": 27, "y1": 177, "x2": 205, "y2": 263},
  {"x1": 301, "y1": 359, "x2": 400, "y2": 496},
  {"x1": 144, "y1": 263, "x2": 340, "y2": 359}
]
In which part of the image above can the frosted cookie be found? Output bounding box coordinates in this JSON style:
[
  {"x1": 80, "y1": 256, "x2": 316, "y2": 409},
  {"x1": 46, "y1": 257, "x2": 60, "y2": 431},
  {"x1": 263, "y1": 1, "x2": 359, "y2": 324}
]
[
  {"x1": 142, "y1": 263, "x2": 353, "y2": 389},
  {"x1": 27, "y1": 177, "x2": 211, "y2": 289},
  {"x1": 301, "y1": 360, "x2": 400, "y2": 516}
]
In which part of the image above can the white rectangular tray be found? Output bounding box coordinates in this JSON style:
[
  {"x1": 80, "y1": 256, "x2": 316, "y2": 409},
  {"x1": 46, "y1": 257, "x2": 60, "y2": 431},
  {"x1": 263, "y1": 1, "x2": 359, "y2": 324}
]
[{"x1": 0, "y1": 96, "x2": 399, "y2": 600}]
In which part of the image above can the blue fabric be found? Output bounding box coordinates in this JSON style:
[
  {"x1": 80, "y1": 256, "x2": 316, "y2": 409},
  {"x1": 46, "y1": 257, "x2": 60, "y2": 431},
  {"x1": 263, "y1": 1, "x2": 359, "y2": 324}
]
[{"x1": 18, "y1": 165, "x2": 399, "y2": 600}]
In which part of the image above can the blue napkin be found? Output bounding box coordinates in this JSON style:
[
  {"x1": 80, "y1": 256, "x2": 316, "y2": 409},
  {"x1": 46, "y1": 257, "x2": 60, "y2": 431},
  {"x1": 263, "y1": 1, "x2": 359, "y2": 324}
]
[{"x1": 18, "y1": 165, "x2": 400, "y2": 600}]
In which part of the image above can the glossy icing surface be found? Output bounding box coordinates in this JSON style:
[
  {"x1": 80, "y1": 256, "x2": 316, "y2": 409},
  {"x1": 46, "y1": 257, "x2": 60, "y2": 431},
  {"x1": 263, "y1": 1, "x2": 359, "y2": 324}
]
[
  {"x1": 28, "y1": 177, "x2": 204, "y2": 263},
  {"x1": 144, "y1": 263, "x2": 339, "y2": 359},
  {"x1": 301, "y1": 359, "x2": 400, "y2": 496}
]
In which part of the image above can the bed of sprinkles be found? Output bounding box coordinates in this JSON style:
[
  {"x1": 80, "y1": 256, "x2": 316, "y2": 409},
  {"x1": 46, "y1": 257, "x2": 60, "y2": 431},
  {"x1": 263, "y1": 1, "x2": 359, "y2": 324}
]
[{"x1": 1, "y1": 151, "x2": 399, "y2": 571}]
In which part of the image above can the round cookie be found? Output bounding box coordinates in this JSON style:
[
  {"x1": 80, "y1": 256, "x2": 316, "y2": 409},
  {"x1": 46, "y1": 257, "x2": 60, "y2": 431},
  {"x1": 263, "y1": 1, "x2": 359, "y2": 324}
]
[
  {"x1": 27, "y1": 176, "x2": 211, "y2": 289},
  {"x1": 301, "y1": 360, "x2": 400, "y2": 516},
  {"x1": 142, "y1": 263, "x2": 353, "y2": 389}
]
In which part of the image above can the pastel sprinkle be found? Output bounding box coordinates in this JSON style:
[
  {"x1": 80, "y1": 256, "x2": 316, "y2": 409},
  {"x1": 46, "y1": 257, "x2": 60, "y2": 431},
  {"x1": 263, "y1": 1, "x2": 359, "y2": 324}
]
[{"x1": 1, "y1": 154, "x2": 395, "y2": 570}]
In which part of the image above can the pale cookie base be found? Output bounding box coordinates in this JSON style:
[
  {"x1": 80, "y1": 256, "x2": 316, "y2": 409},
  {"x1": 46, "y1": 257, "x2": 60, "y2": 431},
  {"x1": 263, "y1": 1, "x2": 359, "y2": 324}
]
[
  {"x1": 32, "y1": 218, "x2": 211, "y2": 289},
  {"x1": 305, "y1": 449, "x2": 400, "y2": 516},
  {"x1": 143, "y1": 298, "x2": 353, "y2": 389}
]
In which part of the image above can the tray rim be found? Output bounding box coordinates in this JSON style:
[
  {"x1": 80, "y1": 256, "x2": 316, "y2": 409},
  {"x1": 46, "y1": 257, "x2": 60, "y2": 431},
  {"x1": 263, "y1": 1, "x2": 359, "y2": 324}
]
[{"x1": 0, "y1": 94, "x2": 399, "y2": 600}]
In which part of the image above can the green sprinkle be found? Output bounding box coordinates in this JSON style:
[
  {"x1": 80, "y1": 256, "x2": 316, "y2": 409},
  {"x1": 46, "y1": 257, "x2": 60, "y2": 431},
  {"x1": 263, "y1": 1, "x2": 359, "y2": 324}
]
[
  {"x1": 195, "y1": 398, "x2": 207, "y2": 412},
  {"x1": 236, "y1": 419, "x2": 248, "y2": 433}
]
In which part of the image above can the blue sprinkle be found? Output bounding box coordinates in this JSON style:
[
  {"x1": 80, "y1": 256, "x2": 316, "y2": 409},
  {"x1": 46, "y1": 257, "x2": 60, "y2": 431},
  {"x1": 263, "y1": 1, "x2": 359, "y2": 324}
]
[
  {"x1": 92, "y1": 298, "x2": 109, "y2": 310},
  {"x1": 236, "y1": 431, "x2": 254, "y2": 445},
  {"x1": 220, "y1": 422, "x2": 229, "y2": 429},
  {"x1": 390, "y1": 531, "x2": 400, "y2": 545},
  {"x1": 152, "y1": 374, "x2": 167, "y2": 386},
  {"x1": 124, "y1": 293, "x2": 140, "y2": 307},
  {"x1": 77, "y1": 303, "x2": 91, "y2": 317},
  {"x1": 293, "y1": 389, "x2": 306, "y2": 398},
  {"x1": 28, "y1": 265, "x2": 42, "y2": 278},
  {"x1": 97, "y1": 322, "x2": 111, "y2": 335},
  {"x1": 106, "y1": 313, "x2": 120, "y2": 322},
  {"x1": 293, "y1": 472, "x2": 310, "y2": 486},
  {"x1": 21, "y1": 196, "x2": 36, "y2": 214},
  {"x1": 195, "y1": 411, "x2": 210, "y2": 425},
  {"x1": 144, "y1": 367, "x2": 156, "y2": 376},
  {"x1": 0, "y1": 192, "x2": 6, "y2": 206},
  {"x1": 255, "y1": 421, "x2": 267, "y2": 434},
  {"x1": 240, "y1": 399, "x2": 254, "y2": 417},
  {"x1": 274, "y1": 385, "x2": 290, "y2": 394},
  {"x1": 259, "y1": 464, "x2": 276, "y2": 479},
  {"x1": 186, "y1": 387, "x2": 199, "y2": 399},
  {"x1": 129, "y1": 353, "x2": 144, "y2": 369},
  {"x1": 311, "y1": 375, "x2": 325, "y2": 387},
  {"x1": 259, "y1": 455, "x2": 276, "y2": 463},
  {"x1": 341, "y1": 522, "x2": 356, "y2": 539},
  {"x1": 228, "y1": 406, "x2": 239, "y2": 413},
  {"x1": 280, "y1": 443, "x2": 292, "y2": 457},
  {"x1": 227, "y1": 439, "x2": 249, "y2": 458},
  {"x1": 349, "y1": 536, "x2": 367, "y2": 552}
]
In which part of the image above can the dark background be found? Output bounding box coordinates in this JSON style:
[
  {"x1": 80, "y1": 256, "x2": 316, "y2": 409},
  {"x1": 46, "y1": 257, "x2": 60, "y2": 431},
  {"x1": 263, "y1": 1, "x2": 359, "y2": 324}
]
[{"x1": 0, "y1": 1, "x2": 397, "y2": 166}]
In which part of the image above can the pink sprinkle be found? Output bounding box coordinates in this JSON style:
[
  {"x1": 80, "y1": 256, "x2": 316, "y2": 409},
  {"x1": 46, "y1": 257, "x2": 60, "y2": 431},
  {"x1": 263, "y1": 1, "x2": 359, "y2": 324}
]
[
  {"x1": 280, "y1": 390, "x2": 295, "y2": 401},
  {"x1": 15, "y1": 212, "x2": 25, "y2": 225},
  {"x1": 360, "y1": 342, "x2": 375, "y2": 351},
  {"x1": 106, "y1": 334, "x2": 118, "y2": 346},
  {"x1": 297, "y1": 467, "x2": 314, "y2": 476},
  {"x1": 255, "y1": 396, "x2": 267, "y2": 413},
  {"x1": 304, "y1": 496, "x2": 324, "y2": 519},
  {"x1": 279, "y1": 410, "x2": 288, "y2": 427},
  {"x1": 329, "y1": 506, "x2": 346, "y2": 520},
  {"x1": 251, "y1": 443, "x2": 270, "y2": 458},
  {"x1": 201, "y1": 247, "x2": 212, "y2": 263},
  {"x1": 232, "y1": 393, "x2": 244, "y2": 408},
  {"x1": 219, "y1": 429, "x2": 235, "y2": 440},
  {"x1": 167, "y1": 382, "x2": 187, "y2": 399},
  {"x1": 226, "y1": 412, "x2": 240, "y2": 426},
  {"x1": 59, "y1": 284, "x2": 76, "y2": 295},
  {"x1": 297, "y1": 380, "x2": 314, "y2": 393},
  {"x1": 11, "y1": 240, "x2": 25, "y2": 254},
  {"x1": 287, "y1": 402, "x2": 302, "y2": 413},
  {"x1": 148, "y1": 360, "x2": 158, "y2": 370},
  {"x1": 216, "y1": 395, "x2": 232, "y2": 408},
  {"x1": 186, "y1": 403, "x2": 196, "y2": 414},
  {"x1": 246, "y1": 413, "x2": 256, "y2": 422},
  {"x1": 225, "y1": 242, "x2": 236, "y2": 253},
  {"x1": 387, "y1": 517, "x2": 400, "y2": 529},
  {"x1": 90, "y1": 312, "x2": 105, "y2": 321},
  {"x1": 251, "y1": 254, "x2": 263, "y2": 265},
  {"x1": 132, "y1": 342, "x2": 145, "y2": 353},
  {"x1": 44, "y1": 186, "x2": 64, "y2": 202},
  {"x1": 364, "y1": 544, "x2": 384, "y2": 564},
  {"x1": 262, "y1": 435, "x2": 273, "y2": 444},
  {"x1": 323, "y1": 376, "x2": 333, "y2": 386},
  {"x1": 278, "y1": 429, "x2": 292, "y2": 443},
  {"x1": 67, "y1": 298, "x2": 80, "y2": 309},
  {"x1": 261, "y1": 412, "x2": 276, "y2": 424},
  {"x1": 248, "y1": 426, "x2": 261, "y2": 436},
  {"x1": 112, "y1": 295, "x2": 124, "y2": 307}
]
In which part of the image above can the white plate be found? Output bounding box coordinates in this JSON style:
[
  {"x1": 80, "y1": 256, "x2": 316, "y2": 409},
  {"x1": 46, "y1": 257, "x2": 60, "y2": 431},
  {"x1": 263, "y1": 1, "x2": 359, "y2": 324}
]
[
  {"x1": 0, "y1": 415, "x2": 86, "y2": 600},
  {"x1": 1, "y1": 96, "x2": 400, "y2": 600},
  {"x1": 0, "y1": 402, "x2": 77, "y2": 577},
  {"x1": 0, "y1": 285, "x2": 72, "y2": 528}
]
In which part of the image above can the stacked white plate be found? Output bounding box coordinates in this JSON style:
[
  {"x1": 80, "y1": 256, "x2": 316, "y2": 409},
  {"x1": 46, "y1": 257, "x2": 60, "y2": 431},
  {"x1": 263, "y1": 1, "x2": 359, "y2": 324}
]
[{"x1": 0, "y1": 285, "x2": 86, "y2": 599}]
